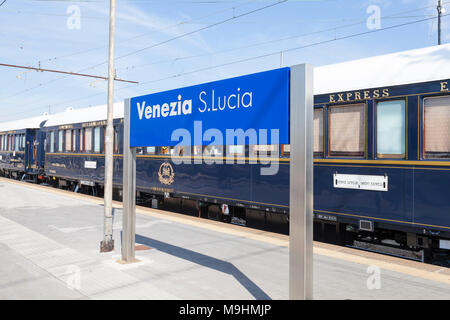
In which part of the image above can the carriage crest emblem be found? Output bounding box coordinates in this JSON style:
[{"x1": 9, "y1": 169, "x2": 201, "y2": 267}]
[{"x1": 158, "y1": 162, "x2": 175, "y2": 185}]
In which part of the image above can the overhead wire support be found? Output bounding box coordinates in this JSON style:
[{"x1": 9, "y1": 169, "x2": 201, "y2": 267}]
[
  {"x1": 0, "y1": 63, "x2": 138, "y2": 84},
  {"x1": 438, "y1": 0, "x2": 443, "y2": 45}
]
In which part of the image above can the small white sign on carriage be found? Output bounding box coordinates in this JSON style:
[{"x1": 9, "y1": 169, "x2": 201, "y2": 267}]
[{"x1": 333, "y1": 173, "x2": 388, "y2": 192}]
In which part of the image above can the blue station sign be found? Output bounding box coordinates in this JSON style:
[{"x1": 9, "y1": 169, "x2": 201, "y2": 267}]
[{"x1": 129, "y1": 67, "x2": 290, "y2": 147}]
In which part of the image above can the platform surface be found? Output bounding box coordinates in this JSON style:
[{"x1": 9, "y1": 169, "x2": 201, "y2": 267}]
[{"x1": 0, "y1": 178, "x2": 449, "y2": 300}]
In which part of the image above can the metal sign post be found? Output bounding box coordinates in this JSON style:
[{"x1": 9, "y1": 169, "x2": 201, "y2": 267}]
[
  {"x1": 121, "y1": 66, "x2": 314, "y2": 299},
  {"x1": 289, "y1": 64, "x2": 314, "y2": 300},
  {"x1": 122, "y1": 98, "x2": 136, "y2": 262}
]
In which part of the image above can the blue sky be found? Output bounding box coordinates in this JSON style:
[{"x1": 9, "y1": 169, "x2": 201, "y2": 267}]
[{"x1": 0, "y1": 0, "x2": 449, "y2": 121}]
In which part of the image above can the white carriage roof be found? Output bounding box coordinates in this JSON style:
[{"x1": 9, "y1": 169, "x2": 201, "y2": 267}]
[
  {"x1": 0, "y1": 114, "x2": 51, "y2": 132},
  {"x1": 314, "y1": 43, "x2": 450, "y2": 95},
  {"x1": 43, "y1": 101, "x2": 124, "y2": 127}
]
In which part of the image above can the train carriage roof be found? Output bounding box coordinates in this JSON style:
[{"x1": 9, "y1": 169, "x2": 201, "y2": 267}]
[
  {"x1": 314, "y1": 43, "x2": 450, "y2": 95},
  {"x1": 43, "y1": 101, "x2": 124, "y2": 127},
  {"x1": 0, "y1": 114, "x2": 51, "y2": 133}
]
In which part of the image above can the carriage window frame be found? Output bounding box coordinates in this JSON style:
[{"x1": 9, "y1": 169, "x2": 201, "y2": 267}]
[
  {"x1": 375, "y1": 99, "x2": 406, "y2": 159},
  {"x1": 15, "y1": 134, "x2": 19, "y2": 151},
  {"x1": 85, "y1": 127, "x2": 93, "y2": 152},
  {"x1": 146, "y1": 146, "x2": 156, "y2": 154},
  {"x1": 314, "y1": 107, "x2": 325, "y2": 158},
  {"x1": 281, "y1": 144, "x2": 290, "y2": 157},
  {"x1": 72, "y1": 130, "x2": 77, "y2": 152},
  {"x1": 423, "y1": 95, "x2": 450, "y2": 159},
  {"x1": 65, "y1": 129, "x2": 72, "y2": 152},
  {"x1": 203, "y1": 145, "x2": 224, "y2": 157},
  {"x1": 328, "y1": 102, "x2": 367, "y2": 158},
  {"x1": 227, "y1": 145, "x2": 244, "y2": 156},
  {"x1": 114, "y1": 126, "x2": 118, "y2": 153},
  {"x1": 93, "y1": 127, "x2": 101, "y2": 153},
  {"x1": 58, "y1": 130, "x2": 64, "y2": 152},
  {"x1": 250, "y1": 144, "x2": 278, "y2": 157},
  {"x1": 79, "y1": 128, "x2": 84, "y2": 152},
  {"x1": 192, "y1": 146, "x2": 202, "y2": 156},
  {"x1": 50, "y1": 131, "x2": 55, "y2": 153}
]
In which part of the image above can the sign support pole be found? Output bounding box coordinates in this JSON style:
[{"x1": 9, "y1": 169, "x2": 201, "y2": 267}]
[
  {"x1": 100, "y1": 0, "x2": 116, "y2": 253},
  {"x1": 289, "y1": 64, "x2": 314, "y2": 300},
  {"x1": 122, "y1": 98, "x2": 136, "y2": 262}
]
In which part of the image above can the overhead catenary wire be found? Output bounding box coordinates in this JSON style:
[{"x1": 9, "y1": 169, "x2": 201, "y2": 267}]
[
  {"x1": 116, "y1": 13, "x2": 450, "y2": 91},
  {"x1": 44, "y1": 0, "x2": 256, "y2": 62},
  {"x1": 114, "y1": 2, "x2": 446, "y2": 75},
  {"x1": 5, "y1": 0, "x2": 444, "y2": 100},
  {"x1": 5, "y1": 0, "x2": 439, "y2": 103},
  {"x1": 0, "y1": 63, "x2": 138, "y2": 83},
  {"x1": 0, "y1": 0, "x2": 273, "y2": 102}
]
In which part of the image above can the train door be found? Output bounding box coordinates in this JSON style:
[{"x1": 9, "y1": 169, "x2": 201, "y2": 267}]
[{"x1": 25, "y1": 130, "x2": 38, "y2": 171}]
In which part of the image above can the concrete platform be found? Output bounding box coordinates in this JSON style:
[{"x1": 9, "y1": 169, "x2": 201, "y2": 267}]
[{"x1": 0, "y1": 177, "x2": 449, "y2": 300}]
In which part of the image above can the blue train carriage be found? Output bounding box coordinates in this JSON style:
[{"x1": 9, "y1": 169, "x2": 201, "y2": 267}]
[
  {"x1": 43, "y1": 104, "x2": 124, "y2": 194},
  {"x1": 312, "y1": 44, "x2": 450, "y2": 253},
  {"x1": 0, "y1": 114, "x2": 49, "y2": 181},
  {"x1": 41, "y1": 101, "x2": 288, "y2": 223}
]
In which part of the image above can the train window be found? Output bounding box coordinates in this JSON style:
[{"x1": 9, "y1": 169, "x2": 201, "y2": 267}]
[
  {"x1": 58, "y1": 131, "x2": 64, "y2": 152},
  {"x1": 85, "y1": 128, "x2": 92, "y2": 152},
  {"x1": 376, "y1": 100, "x2": 406, "y2": 158},
  {"x1": 160, "y1": 146, "x2": 169, "y2": 155},
  {"x1": 146, "y1": 146, "x2": 156, "y2": 154},
  {"x1": 205, "y1": 145, "x2": 223, "y2": 156},
  {"x1": 193, "y1": 146, "x2": 202, "y2": 156},
  {"x1": 79, "y1": 129, "x2": 84, "y2": 152},
  {"x1": 21, "y1": 135, "x2": 25, "y2": 150},
  {"x1": 15, "y1": 135, "x2": 20, "y2": 151},
  {"x1": 114, "y1": 127, "x2": 118, "y2": 153},
  {"x1": 282, "y1": 144, "x2": 290, "y2": 157},
  {"x1": 72, "y1": 130, "x2": 77, "y2": 152},
  {"x1": 328, "y1": 103, "x2": 366, "y2": 158},
  {"x1": 314, "y1": 108, "x2": 324, "y2": 157},
  {"x1": 424, "y1": 96, "x2": 450, "y2": 159},
  {"x1": 50, "y1": 132, "x2": 55, "y2": 153},
  {"x1": 65, "y1": 130, "x2": 72, "y2": 152},
  {"x1": 94, "y1": 127, "x2": 101, "y2": 153},
  {"x1": 227, "y1": 145, "x2": 244, "y2": 156},
  {"x1": 0, "y1": 135, "x2": 2, "y2": 151}
]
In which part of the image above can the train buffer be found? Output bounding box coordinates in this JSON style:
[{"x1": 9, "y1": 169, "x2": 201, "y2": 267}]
[{"x1": 0, "y1": 177, "x2": 449, "y2": 300}]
